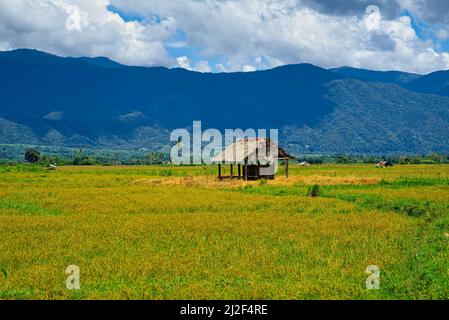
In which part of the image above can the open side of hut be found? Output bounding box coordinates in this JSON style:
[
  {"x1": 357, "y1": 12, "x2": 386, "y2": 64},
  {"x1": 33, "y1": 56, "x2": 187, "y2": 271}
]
[{"x1": 213, "y1": 138, "x2": 294, "y2": 180}]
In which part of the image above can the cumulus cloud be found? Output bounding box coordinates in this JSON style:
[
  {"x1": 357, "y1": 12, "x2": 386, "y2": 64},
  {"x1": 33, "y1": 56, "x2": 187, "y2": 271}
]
[
  {"x1": 436, "y1": 28, "x2": 449, "y2": 41},
  {"x1": 0, "y1": 0, "x2": 174, "y2": 66},
  {"x1": 403, "y1": 0, "x2": 449, "y2": 25},
  {"x1": 110, "y1": 0, "x2": 449, "y2": 73},
  {"x1": 176, "y1": 56, "x2": 212, "y2": 73},
  {"x1": 176, "y1": 56, "x2": 191, "y2": 70},
  {"x1": 1, "y1": 0, "x2": 449, "y2": 73},
  {"x1": 302, "y1": 0, "x2": 401, "y2": 19},
  {"x1": 195, "y1": 60, "x2": 212, "y2": 73},
  {"x1": 242, "y1": 65, "x2": 257, "y2": 72}
]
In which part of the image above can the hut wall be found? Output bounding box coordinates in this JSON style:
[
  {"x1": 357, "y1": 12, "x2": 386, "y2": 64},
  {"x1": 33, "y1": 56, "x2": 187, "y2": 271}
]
[{"x1": 259, "y1": 161, "x2": 276, "y2": 177}]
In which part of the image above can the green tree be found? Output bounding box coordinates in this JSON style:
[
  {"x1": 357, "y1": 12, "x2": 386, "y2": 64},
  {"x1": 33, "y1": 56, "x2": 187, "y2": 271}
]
[
  {"x1": 73, "y1": 149, "x2": 95, "y2": 165},
  {"x1": 24, "y1": 148, "x2": 40, "y2": 163}
]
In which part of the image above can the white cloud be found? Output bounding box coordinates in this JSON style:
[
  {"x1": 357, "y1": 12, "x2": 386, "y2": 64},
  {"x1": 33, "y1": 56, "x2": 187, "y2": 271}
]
[
  {"x1": 0, "y1": 0, "x2": 173, "y2": 66},
  {"x1": 166, "y1": 41, "x2": 187, "y2": 48},
  {"x1": 176, "y1": 56, "x2": 191, "y2": 69},
  {"x1": 215, "y1": 63, "x2": 228, "y2": 73},
  {"x1": 195, "y1": 60, "x2": 211, "y2": 73},
  {"x1": 436, "y1": 28, "x2": 449, "y2": 41},
  {"x1": 1, "y1": 0, "x2": 449, "y2": 73},
  {"x1": 401, "y1": 0, "x2": 449, "y2": 25},
  {"x1": 242, "y1": 65, "x2": 256, "y2": 72},
  {"x1": 109, "y1": 0, "x2": 449, "y2": 73},
  {"x1": 176, "y1": 56, "x2": 212, "y2": 72}
]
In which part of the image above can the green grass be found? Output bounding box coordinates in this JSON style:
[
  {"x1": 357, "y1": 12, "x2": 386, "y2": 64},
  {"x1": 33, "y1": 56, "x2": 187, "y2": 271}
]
[{"x1": 0, "y1": 197, "x2": 62, "y2": 216}]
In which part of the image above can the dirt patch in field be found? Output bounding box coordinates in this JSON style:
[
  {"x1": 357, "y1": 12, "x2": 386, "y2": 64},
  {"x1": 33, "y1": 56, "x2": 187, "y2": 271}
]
[{"x1": 134, "y1": 175, "x2": 381, "y2": 189}]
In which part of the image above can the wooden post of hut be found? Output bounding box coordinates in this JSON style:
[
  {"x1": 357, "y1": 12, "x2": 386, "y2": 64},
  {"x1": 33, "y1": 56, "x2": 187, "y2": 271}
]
[
  {"x1": 244, "y1": 160, "x2": 248, "y2": 181},
  {"x1": 218, "y1": 164, "x2": 222, "y2": 180},
  {"x1": 285, "y1": 159, "x2": 289, "y2": 178}
]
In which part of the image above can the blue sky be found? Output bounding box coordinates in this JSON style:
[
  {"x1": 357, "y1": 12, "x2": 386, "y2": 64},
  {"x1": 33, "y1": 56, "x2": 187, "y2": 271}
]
[
  {"x1": 403, "y1": 8, "x2": 449, "y2": 51},
  {"x1": 1, "y1": 0, "x2": 449, "y2": 74}
]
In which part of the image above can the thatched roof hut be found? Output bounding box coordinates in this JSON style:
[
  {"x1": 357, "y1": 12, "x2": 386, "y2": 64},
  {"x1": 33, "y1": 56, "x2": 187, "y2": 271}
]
[{"x1": 213, "y1": 138, "x2": 294, "y2": 180}]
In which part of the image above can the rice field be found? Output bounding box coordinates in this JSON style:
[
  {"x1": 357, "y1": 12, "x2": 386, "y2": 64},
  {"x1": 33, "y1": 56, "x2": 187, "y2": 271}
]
[{"x1": 0, "y1": 164, "x2": 448, "y2": 300}]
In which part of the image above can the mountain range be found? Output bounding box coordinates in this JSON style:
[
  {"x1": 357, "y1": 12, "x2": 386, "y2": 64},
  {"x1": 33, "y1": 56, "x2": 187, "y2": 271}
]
[{"x1": 0, "y1": 49, "x2": 449, "y2": 155}]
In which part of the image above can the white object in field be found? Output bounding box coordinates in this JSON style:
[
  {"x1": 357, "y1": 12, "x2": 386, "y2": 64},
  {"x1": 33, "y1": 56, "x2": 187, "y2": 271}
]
[{"x1": 48, "y1": 164, "x2": 57, "y2": 170}]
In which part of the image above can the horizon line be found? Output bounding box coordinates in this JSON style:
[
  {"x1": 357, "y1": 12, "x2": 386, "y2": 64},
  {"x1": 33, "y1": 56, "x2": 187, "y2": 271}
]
[{"x1": 1, "y1": 47, "x2": 439, "y2": 76}]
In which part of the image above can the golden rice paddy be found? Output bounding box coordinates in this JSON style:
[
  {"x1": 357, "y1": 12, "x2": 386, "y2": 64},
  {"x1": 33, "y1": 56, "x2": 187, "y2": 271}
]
[{"x1": 0, "y1": 164, "x2": 448, "y2": 299}]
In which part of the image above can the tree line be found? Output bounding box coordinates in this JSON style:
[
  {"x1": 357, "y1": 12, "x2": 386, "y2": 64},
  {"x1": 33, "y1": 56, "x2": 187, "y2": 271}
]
[
  {"x1": 23, "y1": 148, "x2": 169, "y2": 166},
  {"x1": 11, "y1": 148, "x2": 449, "y2": 166}
]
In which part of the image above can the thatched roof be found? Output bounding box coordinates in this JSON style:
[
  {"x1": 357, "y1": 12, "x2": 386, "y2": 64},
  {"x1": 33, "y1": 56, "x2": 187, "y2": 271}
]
[{"x1": 213, "y1": 138, "x2": 294, "y2": 164}]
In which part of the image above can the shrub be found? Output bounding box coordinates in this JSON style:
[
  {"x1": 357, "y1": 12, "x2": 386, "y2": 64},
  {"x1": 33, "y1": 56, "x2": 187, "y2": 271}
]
[
  {"x1": 307, "y1": 184, "x2": 320, "y2": 198},
  {"x1": 24, "y1": 148, "x2": 40, "y2": 163}
]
